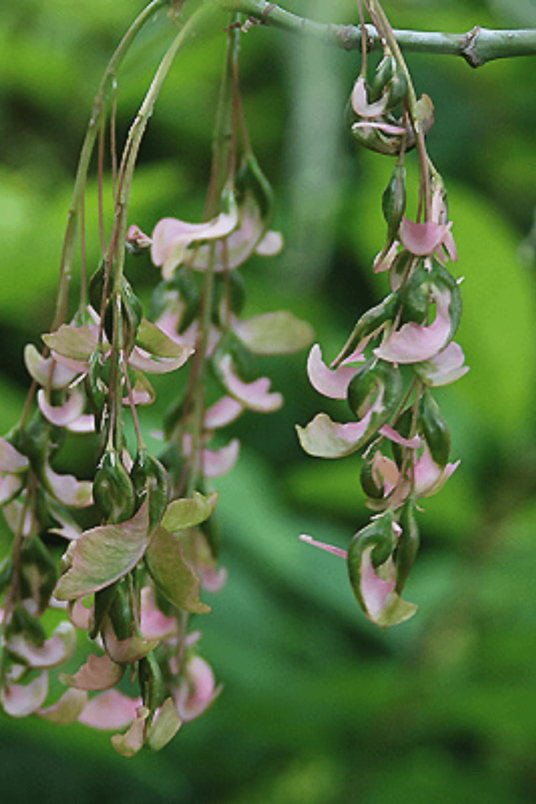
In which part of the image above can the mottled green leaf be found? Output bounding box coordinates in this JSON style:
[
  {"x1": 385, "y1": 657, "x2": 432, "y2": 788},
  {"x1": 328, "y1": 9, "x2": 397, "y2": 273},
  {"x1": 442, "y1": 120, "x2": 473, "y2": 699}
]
[
  {"x1": 233, "y1": 311, "x2": 314, "y2": 355},
  {"x1": 54, "y1": 502, "x2": 150, "y2": 600},
  {"x1": 145, "y1": 526, "x2": 210, "y2": 614},
  {"x1": 161, "y1": 492, "x2": 218, "y2": 534}
]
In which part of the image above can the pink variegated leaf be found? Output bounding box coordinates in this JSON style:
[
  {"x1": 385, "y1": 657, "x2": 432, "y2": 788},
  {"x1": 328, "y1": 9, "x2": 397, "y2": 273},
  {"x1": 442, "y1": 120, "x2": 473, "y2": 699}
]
[
  {"x1": 348, "y1": 521, "x2": 418, "y2": 628},
  {"x1": 128, "y1": 345, "x2": 192, "y2": 375},
  {"x1": 414, "y1": 444, "x2": 460, "y2": 498},
  {"x1": 358, "y1": 548, "x2": 417, "y2": 626},
  {"x1": 0, "y1": 473, "x2": 24, "y2": 505},
  {"x1": 151, "y1": 204, "x2": 238, "y2": 279},
  {"x1": 351, "y1": 76, "x2": 389, "y2": 118},
  {"x1": 182, "y1": 435, "x2": 241, "y2": 478},
  {"x1": 8, "y1": 622, "x2": 76, "y2": 669},
  {"x1": 373, "y1": 241, "x2": 400, "y2": 274},
  {"x1": 140, "y1": 587, "x2": 177, "y2": 639},
  {"x1": 68, "y1": 598, "x2": 92, "y2": 630},
  {"x1": 374, "y1": 287, "x2": 452, "y2": 364},
  {"x1": 37, "y1": 688, "x2": 88, "y2": 724},
  {"x1": 204, "y1": 396, "x2": 243, "y2": 429},
  {"x1": 297, "y1": 404, "x2": 381, "y2": 459},
  {"x1": 307, "y1": 344, "x2": 364, "y2": 399},
  {"x1": 175, "y1": 656, "x2": 222, "y2": 722},
  {"x1": 61, "y1": 653, "x2": 124, "y2": 691},
  {"x1": 0, "y1": 437, "x2": 29, "y2": 473},
  {"x1": 200, "y1": 565, "x2": 228, "y2": 593},
  {"x1": 400, "y1": 216, "x2": 452, "y2": 257},
  {"x1": 102, "y1": 620, "x2": 159, "y2": 665},
  {"x1": 122, "y1": 372, "x2": 156, "y2": 407},
  {"x1": 0, "y1": 672, "x2": 49, "y2": 717},
  {"x1": 414, "y1": 341, "x2": 469, "y2": 386},
  {"x1": 44, "y1": 465, "x2": 93, "y2": 508},
  {"x1": 190, "y1": 191, "x2": 262, "y2": 272},
  {"x1": 37, "y1": 387, "x2": 85, "y2": 427},
  {"x1": 78, "y1": 690, "x2": 141, "y2": 730},
  {"x1": 351, "y1": 120, "x2": 407, "y2": 135},
  {"x1": 136, "y1": 318, "x2": 194, "y2": 360},
  {"x1": 66, "y1": 414, "x2": 96, "y2": 433},
  {"x1": 378, "y1": 424, "x2": 422, "y2": 449},
  {"x1": 202, "y1": 441, "x2": 240, "y2": 478},
  {"x1": 255, "y1": 229, "x2": 284, "y2": 256},
  {"x1": 217, "y1": 354, "x2": 282, "y2": 412},
  {"x1": 24, "y1": 344, "x2": 78, "y2": 390}
]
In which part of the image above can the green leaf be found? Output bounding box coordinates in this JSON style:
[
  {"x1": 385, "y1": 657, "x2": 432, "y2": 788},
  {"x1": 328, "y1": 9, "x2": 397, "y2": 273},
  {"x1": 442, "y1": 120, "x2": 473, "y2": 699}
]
[
  {"x1": 147, "y1": 697, "x2": 182, "y2": 752},
  {"x1": 136, "y1": 318, "x2": 193, "y2": 360},
  {"x1": 145, "y1": 526, "x2": 210, "y2": 614},
  {"x1": 54, "y1": 502, "x2": 151, "y2": 600},
  {"x1": 42, "y1": 324, "x2": 98, "y2": 361},
  {"x1": 233, "y1": 311, "x2": 314, "y2": 355},
  {"x1": 161, "y1": 492, "x2": 218, "y2": 533},
  {"x1": 37, "y1": 689, "x2": 88, "y2": 725}
]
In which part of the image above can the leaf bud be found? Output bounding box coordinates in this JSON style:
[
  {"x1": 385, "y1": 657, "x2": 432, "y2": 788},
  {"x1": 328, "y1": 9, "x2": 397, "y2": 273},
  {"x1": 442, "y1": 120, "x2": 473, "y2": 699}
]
[
  {"x1": 347, "y1": 359, "x2": 402, "y2": 421},
  {"x1": 395, "y1": 498, "x2": 420, "y2": 593},
  {"x1": 400, "y1": 262, "x2": 431, "y2": 325},
  {"x1": 86, "y1": 351, "x2": 107, "y2": 430},
  {"x1": 339, "y1": 292, "x2": 399, "y2": 362},
  {"x1": 382, "y1": 165, "x2": 406, "y2": 246},
  {"x1": 360, "y1": 451, "x2": 384, "y2": 499},
  {"x1": 369, "y1": 55, "x2": 394, "y2": 102},
  {"x1": 93, "y1": 450, "x2": 136, "y2": 524},
  {"x1": 130, "y1": 448, "x2": 170, "y2": 531},
  {"x1": 419, "y1": 392, "x2": 451, "y2": 467},
  {"x1": 139, "y1": 652, "x2": 165, "y2": 716},
  {"x1": 108, "y1": 582, "x2": 133, "y2": 642}
]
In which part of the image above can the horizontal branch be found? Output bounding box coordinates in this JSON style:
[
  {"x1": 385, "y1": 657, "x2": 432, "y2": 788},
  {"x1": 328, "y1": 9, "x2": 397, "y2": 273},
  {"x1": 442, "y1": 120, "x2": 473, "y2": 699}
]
[{"x1": 219, "y1": 0, "x2": 536, "y2": 67}]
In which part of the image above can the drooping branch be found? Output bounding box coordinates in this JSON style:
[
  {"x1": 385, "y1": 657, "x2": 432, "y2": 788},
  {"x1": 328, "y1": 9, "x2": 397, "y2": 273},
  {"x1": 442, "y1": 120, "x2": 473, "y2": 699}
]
[{"x1": 219, "y1": 0, "x2": 536, "y2": 68}]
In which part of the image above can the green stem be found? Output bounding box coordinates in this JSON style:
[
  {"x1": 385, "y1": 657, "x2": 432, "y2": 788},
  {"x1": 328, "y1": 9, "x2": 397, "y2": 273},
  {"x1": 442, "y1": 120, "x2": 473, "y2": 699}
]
[
  {"x1": 51, "y1": 0, "x2": 168, "y2": 333},
  {"x1": 218, "y1": 0, "x2": 536, "y2": 67},
  {"x1": 185, "y1": 21, "x2": 240, "y2": 496},
  {"x1": 111, "y1": 2, "x2": 213, "y2": 299}
]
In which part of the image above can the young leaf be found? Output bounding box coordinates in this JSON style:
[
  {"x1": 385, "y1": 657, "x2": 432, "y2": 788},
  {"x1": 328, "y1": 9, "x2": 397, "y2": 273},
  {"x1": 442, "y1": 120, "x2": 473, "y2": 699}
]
[
  {"x1": 54, "y1": 502, "x2": 151, "y2": 600},
  {"x1": 233, "y1": 311, "x2": 314, "y2": 355},
  {"x1": 161, "y1": 492, "x2": 218, "y2": 533},
  {"x1": 145, "y1": 526, "x2": 211, "y2": 614}
]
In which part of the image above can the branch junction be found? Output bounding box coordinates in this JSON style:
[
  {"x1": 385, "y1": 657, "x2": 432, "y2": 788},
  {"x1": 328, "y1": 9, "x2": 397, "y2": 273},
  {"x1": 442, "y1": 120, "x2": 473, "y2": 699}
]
[{"x1": 220, "y1": 0, "x2": 536, "y2": 67}]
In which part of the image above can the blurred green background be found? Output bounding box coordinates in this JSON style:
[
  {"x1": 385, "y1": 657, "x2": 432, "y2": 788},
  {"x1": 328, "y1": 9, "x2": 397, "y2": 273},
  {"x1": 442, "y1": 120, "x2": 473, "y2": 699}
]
[{"x1": 2, "y1": 0, "x2": 536, "y2": 801}]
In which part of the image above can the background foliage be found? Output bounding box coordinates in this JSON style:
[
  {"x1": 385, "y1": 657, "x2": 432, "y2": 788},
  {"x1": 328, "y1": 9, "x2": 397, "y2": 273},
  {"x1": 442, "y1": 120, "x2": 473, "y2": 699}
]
[{"x1": 1, "y1": 0, "x2": 536, "y2": 801}]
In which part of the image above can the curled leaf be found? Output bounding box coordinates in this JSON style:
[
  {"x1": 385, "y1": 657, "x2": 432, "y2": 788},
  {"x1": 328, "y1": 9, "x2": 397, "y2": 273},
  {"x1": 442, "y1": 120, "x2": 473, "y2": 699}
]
[
  {"x1": 37, "y1": 688, "x2": 88, "y2": 725},
  {"x1": 1, "y1": 672, "x2": 49, "y2": 717},
  {"x1": 61, "y1": 653, "x2": 124, "y2": 691}
]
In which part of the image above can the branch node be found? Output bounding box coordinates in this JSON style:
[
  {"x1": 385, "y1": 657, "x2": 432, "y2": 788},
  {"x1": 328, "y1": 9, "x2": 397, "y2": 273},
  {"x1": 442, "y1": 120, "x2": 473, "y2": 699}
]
[
  {"x1": 335, "y1": 23, "x2": 373, "y2": 53},
  {"x1": 462, "y1": 26, "x2": 485, "y2": 68},
  {"x1": 261, "y1": 3, "x2": 276, "y2": 24}
]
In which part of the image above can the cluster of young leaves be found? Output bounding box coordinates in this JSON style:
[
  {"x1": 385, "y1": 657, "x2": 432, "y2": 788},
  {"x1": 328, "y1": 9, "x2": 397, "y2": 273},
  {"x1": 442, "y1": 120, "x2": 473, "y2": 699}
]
[
  {"x1": 297, "y1": 0, "x2": 468, "y2": 629},
  {"x1": 0, "y1": 1, "x2": 311, "y2": 757}
]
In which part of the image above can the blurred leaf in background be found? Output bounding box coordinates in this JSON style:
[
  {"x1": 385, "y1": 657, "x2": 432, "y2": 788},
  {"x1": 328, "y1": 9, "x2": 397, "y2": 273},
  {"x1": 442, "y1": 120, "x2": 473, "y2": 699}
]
[{"x1": 2, "y1": 1, "x2": 536, "y2": 802}]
